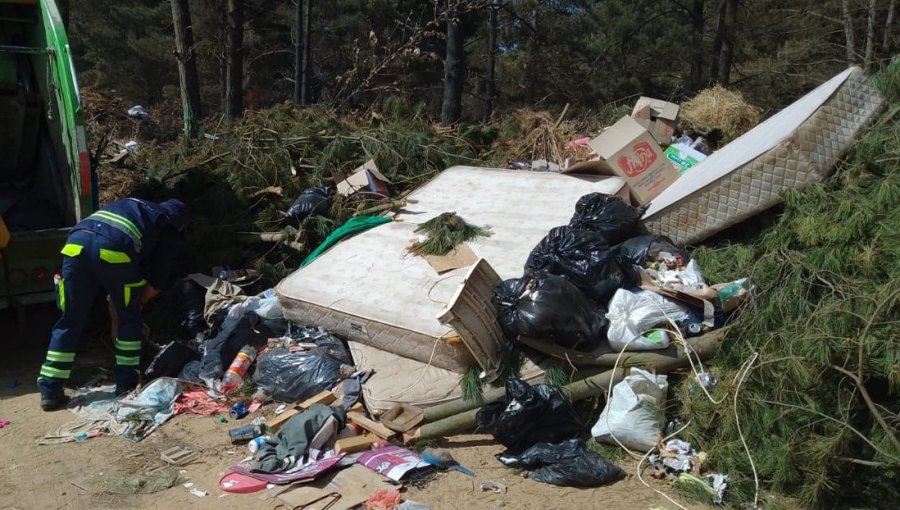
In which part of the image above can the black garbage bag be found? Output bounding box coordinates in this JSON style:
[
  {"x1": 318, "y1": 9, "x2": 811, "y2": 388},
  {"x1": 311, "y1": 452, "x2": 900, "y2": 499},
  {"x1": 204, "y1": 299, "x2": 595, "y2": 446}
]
[
  {"x1": 284, "y1": 186, "x2": 331, "y2": 226},
  {"x1": 178, "y1": 279, "x2": 208, "y2": 337},
  {"x1": 494, "y1": 273, "x2": 607, "y2": 351},
  {"x1": 285, "y1": 322, "x2": 353, "y2": 365},
  {"x1": 498, "y1": 439, "x2": 626, "y2": 487},
  {"x1": 221, "y1": 313, "x2": 288, "y2": 367},
  {"x1": 568, "y1": 193, "x2": 647, "y2": 244},
  {"x1": 525, "y1": 226, "x2": 634, "y2": 304},
  {"x1": 253, "y1": 347, "x2": 350, "y2": 402},
  {"x1": 615, "y1": 235, "x2": 690, "y2": 276},
  {"x1": 144, "y1": 341, "x2": 199, "y2": 381},
  {"x1": 476, "y1": 379, "x2": 585, "y2": 455}
]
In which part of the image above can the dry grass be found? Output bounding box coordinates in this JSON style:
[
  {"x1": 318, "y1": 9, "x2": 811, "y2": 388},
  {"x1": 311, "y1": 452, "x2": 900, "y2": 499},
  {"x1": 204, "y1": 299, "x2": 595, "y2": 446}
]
[
  {"x1": 501, "y1": 109, "x2": 580, "y2": 164},
  {"x1": 680, "y1": 85, "x2": 763, "y2": 141}
]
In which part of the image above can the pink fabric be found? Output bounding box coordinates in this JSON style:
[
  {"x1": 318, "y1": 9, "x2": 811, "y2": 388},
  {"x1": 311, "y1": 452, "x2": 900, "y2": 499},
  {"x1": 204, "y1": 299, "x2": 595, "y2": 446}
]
[
  {"x1": 0, "y1": 420, "x2": 10, "y2": 429},
  {"x1": 365, "y1": 489, "x2": 402, "y2": 510},
  {"x1": 566, "y1": 136, "x2": 592, "y2": 149},
  {"x1": 174, "y1": 388, "x2": 230, "y2": 416}
]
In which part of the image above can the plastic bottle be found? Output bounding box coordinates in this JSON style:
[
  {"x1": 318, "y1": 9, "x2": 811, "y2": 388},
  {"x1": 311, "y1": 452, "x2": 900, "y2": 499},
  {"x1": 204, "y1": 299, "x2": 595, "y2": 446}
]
[
  {"x1": 220, "y1": 345, "x2": 257, "y2": 395},
  {"x1": 248, "y1": 435, "x2": 270, "y2": 453}
]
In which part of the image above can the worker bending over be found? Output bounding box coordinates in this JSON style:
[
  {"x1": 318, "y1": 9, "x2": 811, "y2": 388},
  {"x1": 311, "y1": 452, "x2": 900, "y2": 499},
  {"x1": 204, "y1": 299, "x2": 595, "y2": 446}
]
[{"x1": 38, "y1": 198, "x2": 187, "y2": 411}]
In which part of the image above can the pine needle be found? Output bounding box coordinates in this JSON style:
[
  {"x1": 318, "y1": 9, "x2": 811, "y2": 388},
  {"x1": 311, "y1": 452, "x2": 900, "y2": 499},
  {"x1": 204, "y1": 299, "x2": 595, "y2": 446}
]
[{"x1": 408, "y1": 212, "x2": 491, "y2": 256}]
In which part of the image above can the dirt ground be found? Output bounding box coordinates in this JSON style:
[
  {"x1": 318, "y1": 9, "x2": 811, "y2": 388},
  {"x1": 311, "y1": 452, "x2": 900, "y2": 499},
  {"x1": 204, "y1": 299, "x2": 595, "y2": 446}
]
[{"x1": 0, "y1": 304, "x2": 707, "y2": 510}]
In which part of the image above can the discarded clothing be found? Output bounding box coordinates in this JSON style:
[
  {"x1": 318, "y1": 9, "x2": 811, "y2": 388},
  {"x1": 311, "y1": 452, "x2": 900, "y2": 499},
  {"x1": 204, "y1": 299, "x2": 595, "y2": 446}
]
[
  {"x1": 200, "y1": 276, "x2": 247, "y2": 321},
  {"x1": 174, "y1": 387, "x2": 230, "y2": 416},
  {"x1": 253, "y1": 404, "x2": 346, "y2": 473},
  {"x1": 115, "y1": 377, "x2": 182, "y2": 441},
  {"x1": 498, "y1": 439, "x2": 625, "y2": 487},
  {"x1": 365, "y1": 488, "x2": 402, "y2": 510},
  {"x1": 144, "y1": 341, "x2": 198, "y2": 382},
  {"x1": 0, "y1": 420, "x2": 10, "y2": 429}
]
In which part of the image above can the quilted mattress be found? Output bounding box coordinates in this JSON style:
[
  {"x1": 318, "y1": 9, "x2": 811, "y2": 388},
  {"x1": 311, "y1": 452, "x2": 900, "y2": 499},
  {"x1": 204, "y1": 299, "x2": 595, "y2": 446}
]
[
  {"x1": 643, "y1": 67, "x2": 884, "y2": 245},
  {"x1": 277, "y1": 167, "x2": 626, "y2": 373}
]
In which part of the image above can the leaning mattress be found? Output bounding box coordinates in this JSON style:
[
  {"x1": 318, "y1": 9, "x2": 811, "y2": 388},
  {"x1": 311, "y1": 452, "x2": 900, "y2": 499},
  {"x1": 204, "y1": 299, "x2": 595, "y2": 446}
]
[
  {"x1": 277, "y1": 167, "x2": 626, "y2": 373},
  {"x1": 643, "y1": 67, "x2": 884, "y2": 245}
]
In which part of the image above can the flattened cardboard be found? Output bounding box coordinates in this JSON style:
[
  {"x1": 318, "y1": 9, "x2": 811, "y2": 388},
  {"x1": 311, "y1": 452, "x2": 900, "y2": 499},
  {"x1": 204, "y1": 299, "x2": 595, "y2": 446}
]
[
  {"x1": 277, "y1": 464, "x2": 390, "y2": 510},
  {"x1": 422, "y1": 243, "x2": 479, "y2": 274},
  {"x1": 639, "y1": 270, "x2": 714, "y2": 325},
  {"x1": 587, "y1": 116, "x2": 679, "y2": 205},
  {"x1": 336, "y1": 159, "x2": 392, "y2": 197}
]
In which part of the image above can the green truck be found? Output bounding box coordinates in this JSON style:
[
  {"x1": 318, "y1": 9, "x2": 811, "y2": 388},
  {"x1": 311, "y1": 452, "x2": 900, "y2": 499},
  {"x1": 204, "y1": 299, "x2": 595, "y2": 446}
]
[{"x1": 0, "y1": 0, "x2": 95, "y2": 309}]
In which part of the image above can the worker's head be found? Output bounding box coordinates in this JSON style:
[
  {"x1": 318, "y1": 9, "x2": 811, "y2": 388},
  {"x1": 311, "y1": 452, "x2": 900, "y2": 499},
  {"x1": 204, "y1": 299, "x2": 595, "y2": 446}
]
[{"x1": 159, "y1": 199, "x2": 187, "y2": 232}]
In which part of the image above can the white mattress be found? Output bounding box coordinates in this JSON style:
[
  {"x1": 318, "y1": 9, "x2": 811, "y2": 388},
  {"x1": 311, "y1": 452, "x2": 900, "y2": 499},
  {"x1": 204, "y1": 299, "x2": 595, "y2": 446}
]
[
  {"x1": 644, "y1": 67, "x2": 884, "y2": 245},
  {"x1": 278, "y1": 167, "x2": 626, "y2": 372}
]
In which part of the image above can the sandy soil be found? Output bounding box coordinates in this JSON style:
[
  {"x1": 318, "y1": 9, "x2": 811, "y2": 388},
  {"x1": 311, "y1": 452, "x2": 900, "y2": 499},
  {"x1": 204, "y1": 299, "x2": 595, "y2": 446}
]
[{"x1": 0, "y1": 305, "x2": 707, "y2": 510}]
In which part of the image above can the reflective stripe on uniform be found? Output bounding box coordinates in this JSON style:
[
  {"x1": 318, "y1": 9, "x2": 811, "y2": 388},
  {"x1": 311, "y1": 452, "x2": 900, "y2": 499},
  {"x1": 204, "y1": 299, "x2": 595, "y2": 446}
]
[
  {"x1": 39, "y1": 365, "x2": 71, "y2": 379},
  {"x1": 99, "y1": 249, "x2": 132, "y2": 264},
  {"x1": 60, "y1": 243, "x2": 84, "y2": 257},
  {"x1": 115, "y1": 338, "x2": 141, "y2": 351},
  {"x1": 45, "y1": 350, "x2": 75, "y2": 363},
  {"x1": 88, "y1": 211, "x2": 143, "y2": 252},
  {"x1": 123, "y1": 279, "x2": 148, "y2": 307},
  {"x1": 115, "y1": 355, "x2": 140, "y2": 367},
  {"x1": 57, "y1": 277, "x2": 65, "y2": 312}
]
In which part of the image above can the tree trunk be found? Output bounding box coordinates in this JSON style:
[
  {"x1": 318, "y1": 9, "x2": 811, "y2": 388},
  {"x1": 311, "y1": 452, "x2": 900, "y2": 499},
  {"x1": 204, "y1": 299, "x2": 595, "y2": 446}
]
[
  {"x1": 482, "y1": 2, "x2": 498, "y2": 122},
  {"x1": 709, "y1": 0, "x2": 726, "y2": 82},
  {"x1": 225, "y1": 0, "x2": 244, "y2": 123},
  {"x1": 170, "y1": 0, "x2": 203, "y2": 139},
  {"x1": 884, "y1": 0, "x2": 896, "y2": 52},
  {"x1": 293, "y1": 0, "x2": 302, "y2": 104},
  {"x1": 717, "y1": 0, "x2": 737, "y2": 85},
  {"x1": 864, "y1": 0, "x2": 877, "y2": 71},
  {"x1": 441, "y1": 7, "x2": 465, "y2": 126},
  {"x1": 524, "y1": 7, "x2": 538, "y2": 104},
  {"x1": 219, "y1": 7, "x2": 227, "y2": 111},
  {"x1": 843, "y1": 0, "x2": 857, "y2": 64},
  {"x1": 690, "y1": 0, "x2": 705, "y2": 91},
  {"x1": 301, "y1": 0, "x2": 312, "y2": 105}
]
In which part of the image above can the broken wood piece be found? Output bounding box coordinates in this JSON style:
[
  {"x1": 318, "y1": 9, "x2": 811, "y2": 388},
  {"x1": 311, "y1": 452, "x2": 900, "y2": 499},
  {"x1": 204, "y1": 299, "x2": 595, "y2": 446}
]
[
  {"x1": 334, "y1": 434, "x2": 378, "y2": 454},
  {"x1": 267, "y1": 407, "x2": 301, "y2": 433},
  {"x1": 298, "y1": 390, "x2": 336, "y2": 409},
  {"x1": 160, "y1": 446, "x2": 198, "y2": 466},
  {"x1": 346, "y1": 411, "x2": 395, "y2": 439}
]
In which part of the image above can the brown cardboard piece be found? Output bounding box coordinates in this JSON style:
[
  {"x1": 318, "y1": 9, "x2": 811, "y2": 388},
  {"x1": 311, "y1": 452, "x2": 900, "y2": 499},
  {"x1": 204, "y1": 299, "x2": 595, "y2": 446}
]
[
  {"x1": 277, "y1": 465, "x2": 391, "y2": 510},
  {"x1": 631, "y1": 96, "x2": 680, "y2": 146},
  {"x1": 587, "y1": 116, "x2": 679, "y2": 205},
  {"x1": 639, "y1": 270, "x2": 715, "y2": 325},
  {"x1": 422, "y1": 243, "x2": 479, "y2": 274},
  {"x1": 336, "y1": 159, "x2": 392, "y2": 197}
]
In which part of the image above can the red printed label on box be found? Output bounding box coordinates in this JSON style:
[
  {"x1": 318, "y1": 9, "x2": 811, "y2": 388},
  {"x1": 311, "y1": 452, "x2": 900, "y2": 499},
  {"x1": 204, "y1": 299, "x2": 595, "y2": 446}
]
[{"x1": 616, "y1": 142, "x2": 658, "y2": 177}]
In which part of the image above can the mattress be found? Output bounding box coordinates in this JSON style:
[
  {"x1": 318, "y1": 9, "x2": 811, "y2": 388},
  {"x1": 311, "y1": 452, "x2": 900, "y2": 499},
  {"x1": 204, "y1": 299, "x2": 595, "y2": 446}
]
[
  {"x1": 644, "y1": 67, "x2": 884, "y2": 245},
  {"x1": 277, "y1": 166, "x2": 626, "y2": 373}
]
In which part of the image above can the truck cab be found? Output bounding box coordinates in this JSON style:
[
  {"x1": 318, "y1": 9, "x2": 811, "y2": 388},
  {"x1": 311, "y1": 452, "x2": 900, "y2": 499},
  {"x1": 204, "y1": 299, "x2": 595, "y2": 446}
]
[{"x1": 0, "y1": 0, "x2": 95, "y2": 308}]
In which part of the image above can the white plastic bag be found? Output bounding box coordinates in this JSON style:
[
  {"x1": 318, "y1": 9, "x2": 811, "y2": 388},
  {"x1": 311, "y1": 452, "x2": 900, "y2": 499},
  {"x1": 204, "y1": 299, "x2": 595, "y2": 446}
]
[
  {"x1": 591, "y1": 368, "x2": 668, "y2": 451},
  {"x1": 605, "y1": 289, "x2": 691, "y2": 351}
]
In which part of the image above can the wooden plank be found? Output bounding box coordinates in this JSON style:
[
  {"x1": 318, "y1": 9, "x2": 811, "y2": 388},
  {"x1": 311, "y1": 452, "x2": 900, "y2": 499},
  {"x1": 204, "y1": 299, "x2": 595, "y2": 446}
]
[{"x1": 346, "y1": 411, "x2": 395, "y2": 439}]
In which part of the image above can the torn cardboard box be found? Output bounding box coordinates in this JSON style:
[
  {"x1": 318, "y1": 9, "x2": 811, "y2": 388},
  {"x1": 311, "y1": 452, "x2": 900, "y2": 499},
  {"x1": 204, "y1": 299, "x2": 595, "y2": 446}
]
[
  {"x1": 336, "y1": 159, "x2": 391, "y2": 197},
  {"x1": 632, "y1": 97, "x2": 679, "y2": 146},
  {"x1": 587, "y1": 116, "x2": 679, "y2": 205}
]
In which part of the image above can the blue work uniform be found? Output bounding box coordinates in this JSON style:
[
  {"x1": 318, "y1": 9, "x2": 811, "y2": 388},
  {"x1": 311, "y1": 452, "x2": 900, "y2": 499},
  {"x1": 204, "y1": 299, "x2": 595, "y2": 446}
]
[{"x1": 38, "y1": 198, "x2": 184, "y2": 396}]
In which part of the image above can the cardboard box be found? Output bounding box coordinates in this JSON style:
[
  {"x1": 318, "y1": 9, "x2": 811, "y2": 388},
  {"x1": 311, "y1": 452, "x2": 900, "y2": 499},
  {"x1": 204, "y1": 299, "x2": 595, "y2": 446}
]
[
  {"x1": 631, "y1": 97, "x2": 679, "y2": 146},
  {"x1": 587, "y1": 116, "x2": 679, "y2": 205},
  {"x1": 336, "y1": 159, "x2": 391, "y2": 197},
  {"x1": 664, "y1": 143, "x2": 707, "y2": 174}
]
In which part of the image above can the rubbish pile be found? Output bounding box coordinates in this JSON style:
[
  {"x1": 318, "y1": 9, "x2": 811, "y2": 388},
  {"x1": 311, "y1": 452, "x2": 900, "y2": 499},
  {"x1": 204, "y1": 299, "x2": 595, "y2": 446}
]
[{"x1": 39, "y1": 65, "x2": 889, "y2": 507}]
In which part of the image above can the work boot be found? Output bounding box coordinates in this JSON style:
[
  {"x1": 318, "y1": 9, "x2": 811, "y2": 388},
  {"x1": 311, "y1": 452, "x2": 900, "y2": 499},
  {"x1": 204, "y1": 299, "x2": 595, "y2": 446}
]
[{"x1": 39, "y1": 388, "x2": 69, "y2": 412}]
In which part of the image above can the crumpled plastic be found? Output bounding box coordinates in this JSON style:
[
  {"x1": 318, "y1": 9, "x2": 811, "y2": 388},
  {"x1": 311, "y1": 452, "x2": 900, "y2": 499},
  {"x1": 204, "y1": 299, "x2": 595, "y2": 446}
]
[
  {"x1": 253, "y1": 347, "x2": 351, "y2": 403},
  {"x1": 525, "y1": 226, "x2": 633, "y2": 305},
  {"x1": 649, "y1": 439, "x2": 697, "y2": 474},
  {"x1": 174, "y1": 387, "x2": 230, "y2": 416},
  {"x1": 567, "y1": 192, "x2": 647, "y2": 244},
  {"x1": 476, "y1": 379, "x2": 584, "y2": 455},
  {"x1": 498, "y1": 438, "x2": 625, "y2": 487},
  {"x1": 115, "y1": 378, "x2": 182, "y2": 441},
  {"x1": 605, "y1": 289, "x2": 692, "y2": 351},
  {"x1": 591, "y1": 368, "x2": 668, "y2": 452},
  {"x1": 494, "y1": 273, "x2": 607, "y2": 351}
]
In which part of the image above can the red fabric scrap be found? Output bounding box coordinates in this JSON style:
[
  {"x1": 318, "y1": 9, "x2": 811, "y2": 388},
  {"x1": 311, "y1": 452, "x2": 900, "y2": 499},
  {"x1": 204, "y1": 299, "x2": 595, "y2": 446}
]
[
  {"x1": 175, "y1": 388, "x2": 230, "y2": 416},
  {"x1": 364, "y1": 489, "x2": 402, "y2": 510}
]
